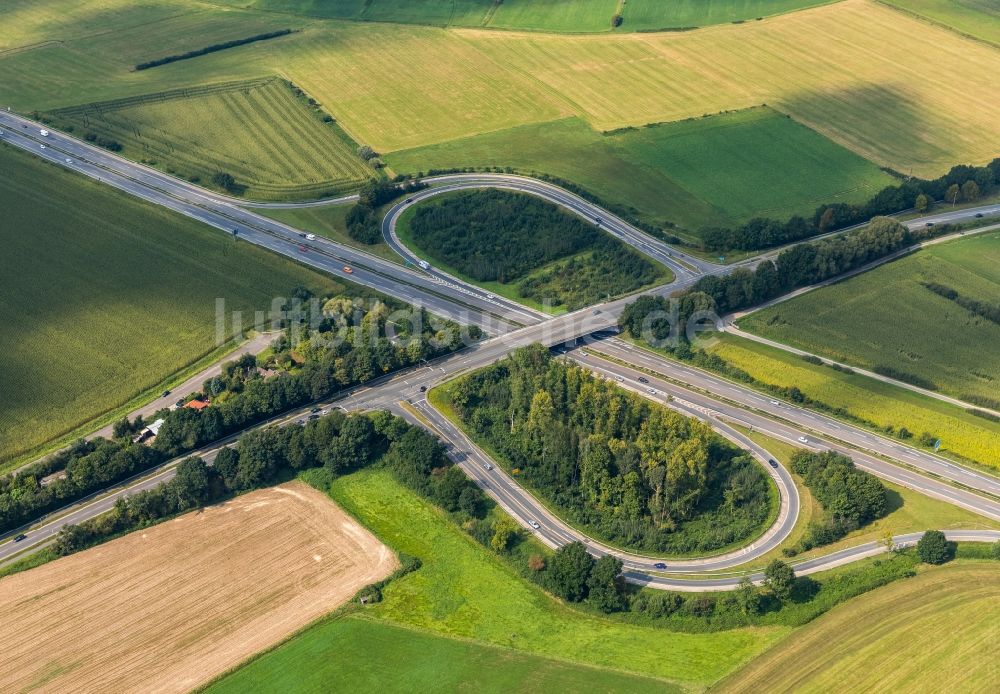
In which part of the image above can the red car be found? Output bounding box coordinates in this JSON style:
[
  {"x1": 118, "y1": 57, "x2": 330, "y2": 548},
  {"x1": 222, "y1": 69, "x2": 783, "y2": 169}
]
[{"x1": 298, "y1": 244, "x2": 307, "y2": 253}]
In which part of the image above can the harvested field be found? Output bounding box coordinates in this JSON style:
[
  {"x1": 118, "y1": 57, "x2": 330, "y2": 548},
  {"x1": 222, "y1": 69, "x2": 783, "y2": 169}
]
[{"x1": 0, "y1": 482, "x2": 397, "y2": 694}]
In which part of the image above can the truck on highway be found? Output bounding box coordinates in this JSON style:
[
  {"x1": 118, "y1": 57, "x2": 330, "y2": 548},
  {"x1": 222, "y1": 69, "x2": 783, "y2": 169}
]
[{"x1": 418, "y1": 259, "x2": 430, "y2": 270}]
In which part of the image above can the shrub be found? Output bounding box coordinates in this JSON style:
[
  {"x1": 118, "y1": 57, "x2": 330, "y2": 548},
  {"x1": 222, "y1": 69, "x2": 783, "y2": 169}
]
[{"x1": 916, "y1": 530, "x2": 953, "y2": 564}]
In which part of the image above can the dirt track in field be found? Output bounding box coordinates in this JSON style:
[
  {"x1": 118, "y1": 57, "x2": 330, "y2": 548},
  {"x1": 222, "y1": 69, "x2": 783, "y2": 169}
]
[{"x1": 0, "y1": 481, "x2": 397, "y2": 693}]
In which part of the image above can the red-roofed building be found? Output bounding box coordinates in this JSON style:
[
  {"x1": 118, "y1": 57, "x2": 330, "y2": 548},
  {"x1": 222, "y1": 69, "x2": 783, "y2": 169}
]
[{"x1": 184, "y1": 398, "x2": 210, "y2": 411}]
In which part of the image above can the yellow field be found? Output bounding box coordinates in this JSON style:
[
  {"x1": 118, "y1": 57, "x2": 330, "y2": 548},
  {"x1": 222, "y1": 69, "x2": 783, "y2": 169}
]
[
  {"x1": 3, "y1": 0, "x2": 998, "y2": 174},
  {"x1": 715, "y1": 563, "x2": 1000, "y2": 692},
  {"x1": 0, "y1": 483, "x2": 397, "y2": 694},
  {"x1": 464, "y1": 0, "x2": 1000, "y2": 175}
]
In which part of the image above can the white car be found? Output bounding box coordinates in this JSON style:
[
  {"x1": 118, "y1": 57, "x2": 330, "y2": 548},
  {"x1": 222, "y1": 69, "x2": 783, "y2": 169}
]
[
  {"x1": 770, "y1": 400, "x2": 780, "y2": 406},
  {"x1": 528, "y1": 520, "x2": 541, "y2": 530},
  {"x1": 39, "y1": 144, "x2": 45, "y2": 149},
  {"x1": 305, "y1": 233, "x2": 316, "y2": 241},
  {"x1": 486, "y1": 293, "x2": 495, "y2": 299},
  {"x1": 615, "y1": 375, "x2": 624, "y2": 382},
  {"x1": 483, "y1": 462, "x2": 493, "y2": 471},
  {"x1": 647, "y1": 387, "x2": 657, "y2": 395},
  {"x1": 797, "y1": 436, "x2": 809, "y2": 444},
  {"x1": 65, "y1": 158, "x2": 72, "y2": 164}
]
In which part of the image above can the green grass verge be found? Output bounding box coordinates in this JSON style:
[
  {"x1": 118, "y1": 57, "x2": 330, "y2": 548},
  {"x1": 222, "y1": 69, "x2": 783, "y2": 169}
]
[
  {"x1": 44, "y1": 77, "x2": 375, "y2": 201},
  {"x1": 206, "y1": 615, "x2": 677, "y2": 693},
  {"x1": 714, "y1": 561, "x2": 1000, "y2": 692},
  {"x1": 258, "y1": 204, "x2": 404, "y2": 264},
  {"x1": 387, "y1": 108, "x2": 894, "y2": 236},
  {"x1": 621, "y1": 0, "x2": 837, "y2": 30},
  {"x1": 741, "y1": 230, "x2": 1000, "y2": 405},
  {"x1": 0, "y1": 143, "x2": 347, "y2": 466},
  {"x1": 324, "y1": 468, "x2": 789, "y2": 687}
]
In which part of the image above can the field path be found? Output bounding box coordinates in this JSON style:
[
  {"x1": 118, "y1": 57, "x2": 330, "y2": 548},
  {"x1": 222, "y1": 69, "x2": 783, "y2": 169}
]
[{"x1": 0, "y1": 482, "x2": 397, "y2": 694}]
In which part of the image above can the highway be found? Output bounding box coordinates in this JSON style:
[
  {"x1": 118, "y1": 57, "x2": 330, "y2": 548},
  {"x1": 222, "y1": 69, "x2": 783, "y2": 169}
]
[{"x1": 3, "y1": 111, "x2": 1000, "y2": 590}]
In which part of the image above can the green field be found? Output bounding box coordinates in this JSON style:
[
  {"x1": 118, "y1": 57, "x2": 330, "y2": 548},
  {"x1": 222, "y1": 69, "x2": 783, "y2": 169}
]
[
  {"x1": 0, "y1": 144, "x2": 346, "y2": 466},
  {"x1": 322, "y1": 468, "x2": 788, "y2": 687},
  {"x1": 210, "y1": 0, "x2": 837, "y2": 32},
  {"x1": 741, "y1": 231, "x2": 1000, "y2": 404},
  {"x1": 702, "y1": 333, "x2": 1000, "y2": 467},
  {"x1": 208, "y1": 616, "x2": 675, "y2": 693},
  {"x1": 715, "y1": 562, "x2": 1000, "y2": 692},
  {"x1": 388, "y1": 109, "x2": 893, "y2": 235},
  {"x1": 3, "y1": 1, "x2": 998, "y2": 180},
  {"x1": 46, "y1": 77, "x2": 375, "y2": 200},
  {"x1": 881, "y1": 0, "x2": 1000, "y2": 45},
  {"x1": 622, "y1": 0, "x2": 836, "y2": 29}
]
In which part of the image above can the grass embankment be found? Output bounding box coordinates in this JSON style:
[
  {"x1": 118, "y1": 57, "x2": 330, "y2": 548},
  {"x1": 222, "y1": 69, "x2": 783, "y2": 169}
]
[
  {"x1": 3, "y1": 1, "x2": 998, "y2": 178},
  {"x1": 704, "y1": 333, "x2": 1000, "y2": 468},
  {"x1": 729, "y1": 428, "x2": 1000, "y2": 571},
  {"x1": 741, "y1": 230, "x2": 1000, "y2": 407},
  {"x1": 396, "y1": 190, "x2": 672, "y2": 312},
  {"x1": 388, "y1": 108, "x2": 893, "y2": 237},
  {"x1": 45, "y1": 77, "x2": 374, "y2": 201},
  {"x1": 0, "y1": 144, "x2": 346, "y2": 467},
  {"x1": 715, "y1": 562, "x2": 1000, "y2": 692},
  {"x1": 329, "y1": 469, "x2": 787, "y2": 687},
  {"x1": 206, "y1": 616, "x2": 675, "y2": 693}
]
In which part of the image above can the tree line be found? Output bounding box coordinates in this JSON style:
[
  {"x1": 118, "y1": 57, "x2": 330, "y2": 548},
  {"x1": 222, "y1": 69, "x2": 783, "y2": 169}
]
[
  {"x1": 55, "y1": 409, "x2": 485, "y2": 555},
  {"x1": 0, "y1": 292, "x2": 472, "y2": 535},
  {"x1": 134, "y1": 29, "x2": 293, "y2": 70},
  {"x1": 700, "y1": 158, "x2": 1000, "y2": 252},
  {"x1": 785, "y1": 451, "x2": 888, "y2": 555},
  {"x1": 447, "y1": 345, "x2": 772, "y2": 554}
]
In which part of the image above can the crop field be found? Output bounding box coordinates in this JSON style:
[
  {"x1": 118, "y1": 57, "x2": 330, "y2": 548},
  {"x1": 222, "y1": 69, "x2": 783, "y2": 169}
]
[
  {"x1": 716, "y1": 562, "x2": 1000, "y2": 692},
  {"x1": 0, "y1": 144, "x2": 346, "y2": 466},
  {"x1": 0, "y1": 482, "x2": 397, "y2": 694},
  {"x1": 47, "y1": 78, "x2": 374, "y2": 200},
  {"x1": 319, "y1": 468, "x2": 789, "y2": 688},
  {"x1": 208, "y1": 617, "x2": 674, "y2": 693},
  {"x1": 741, "y1": 231, "x2": 1000, "y2": 404},
  {"x1": 388, "y1": 109, "x2": 892, "y2": 233},
  {"x1": 881, "y1": 0, "x2": 1000, "y2": 46},
  {"x1": 3, "y1": 1, "x2": 998, "y2": 177},
  {"x1": 704, "y1": 333, "x2": 1000, "y2": 467}
]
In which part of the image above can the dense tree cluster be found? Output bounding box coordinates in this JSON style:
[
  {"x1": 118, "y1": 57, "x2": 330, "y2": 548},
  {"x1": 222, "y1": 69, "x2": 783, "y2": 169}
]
[
  {"x1": 408, "y1": 189, "x2": 663, "y2": 308},
  {"x1": 700, "y1": 158, "x2": 1000, "y2": 252},
  {"x1": 788, "y1": 451, "x2": 888, "y2": 554},
  {"x1": 540, "y1": 542, "x2": 627, "y2": 612},
  {"x1": 55, "y1": 409, "x2": 484, "y2": 555},
  {"x1": 346, "y1": 179, "x2": 427, "y2": 244},
  {"x1": 916, "y1": 530, "x2": 953, "y2": 565},
  {"x1": 134, "y1": 29, "x2": 293, "y2": 70},
  {"x1": 2, "y1": 293, "x2": 472, "y2": 535},
  {"x1": 448, "y1": 345, "x2": 772, "y2": 553}
]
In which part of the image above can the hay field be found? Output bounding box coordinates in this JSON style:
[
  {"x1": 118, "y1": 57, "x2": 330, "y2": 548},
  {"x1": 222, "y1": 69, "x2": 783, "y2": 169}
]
[
  {"x1": 881, "y1": 0, "x2": 1000, "y2": 46},
  {"x1": 0, "y1": 482, "x2": 397, "y2": 694},
  {"x1": 464, "y1": 0, "x2": 1000, "y2": 175},
  {"x1": 2, "y1": 1, "x2": 997, "y2": 174},
  {"x1": 715, "y1": 562, "x2": 1000, "y2": 692},
  {"x1": 49, "y1": 78, "x2": 375, "y2": 199}
]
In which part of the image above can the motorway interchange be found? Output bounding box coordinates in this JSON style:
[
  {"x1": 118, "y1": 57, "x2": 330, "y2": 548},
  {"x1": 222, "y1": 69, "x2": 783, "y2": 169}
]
[{"x1": 2, "y1": 110, "x2": 999, "y2": 589}]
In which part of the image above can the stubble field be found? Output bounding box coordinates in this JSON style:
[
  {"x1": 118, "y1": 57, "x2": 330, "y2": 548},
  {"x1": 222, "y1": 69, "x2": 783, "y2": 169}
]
[{"x1": 0, "y1": 482, "x2": 397, "y2": 694}]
